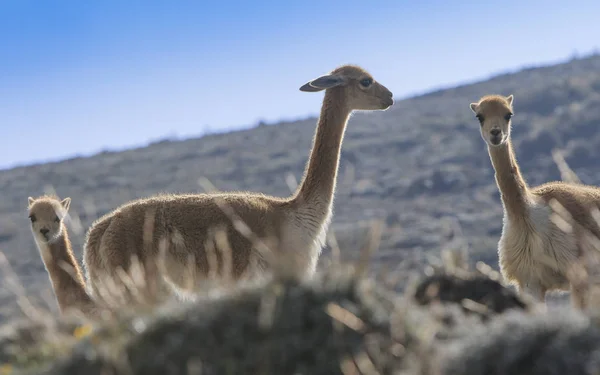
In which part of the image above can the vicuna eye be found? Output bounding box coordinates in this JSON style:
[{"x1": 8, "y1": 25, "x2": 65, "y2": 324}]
[
  {"x1": 359, "y1": 78, "x2": 373, "y2": 88},
  {"x1": 29, "y1": 214, "x2": 36, "y2": 223},
  {"x1": 504, "y1": 113, "x2": 513, "y2": 121},
  {"x1": 476, "y1": 114, "x2": 484, "y2": 125},
  {"x1": 54, "y1": 216, "x2": 60, "y2": 223}
]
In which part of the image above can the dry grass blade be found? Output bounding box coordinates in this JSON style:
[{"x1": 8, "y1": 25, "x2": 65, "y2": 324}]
[
  {"x1": 552, "y1": 148, "x2": 581, "y2": 184},
  {"x1": 441, "y1": 248, "x2": 470, "y2": 278},
  {"x1": 461, "y1": 298, "x2": 489, "y2": 315},
  {"x1": 385, "y1": 258, "x2": 419, "y2": 292},
  {"x1": 40, "y1": 288, "x2": 59, "y2": 314},
  {"x1": 549, "y1": 198, "x2": 574, "y2": 234},
  {"x1": 440, "y1": 216, "x2": 470, "y2": 260},
  {"x1": 204, "y1": 230, "x2": 219, "y2": 281},
  {"x1": 64, "y1": 204, "x2": 85, "y2": 238},
  {"x1": 43, "y1": 184, "x2": 57, "y2": 199},
  {"x1": 475, "y1": 261, "x2": 501, "y2": 281},
  {"x1": 183, "y1": 253, "x2": 198, "y2": 293},
  {"x1": 214, "y1": 226, "x2": 234, "y2": 285},
  {"x1": 354, "y1": 220, "x2": 384, "y2": 277},
  {"x1": 129, "y1": 255, "x2": 150, "y2": 302},
  {"x1": 115, "y1": 266, "x2": 145, "y2": 306},
  {"x1": 257, "y1": 284, "x2": 281, "y2": 330},
  {"x1": 197, "y1": 177, "x2": 275, "y2": 265},
  {"x1": 327, "y1": 228, "x2": 342, "y2": 266},
  {"x1": 0, "y1": 251, "x2": 49, "y2": 324},
  {"x1": 56, "y1": 259, "x2": 84, "y2": 286},
  {"x1": 95, "y1": 271, "x2": 128, "y2": 309},
  {"x1": 142, "y1": 208, "x2": 157, "y2": 252},
  {"x1": 284, "y1": 172, "x2": 299, "y2": 195},
  {"x1": 340, "y1": 356, "x2": 360, "y2": 375},
  {"x1": 155, "y1": 235, "x2": 182, "y2": 299},
  {"x1": 353, "y1": 350, "x2": 380, "y2": 375},
  {"x1": 325, "y1": 302, "x2": 366, "y2": 333}
]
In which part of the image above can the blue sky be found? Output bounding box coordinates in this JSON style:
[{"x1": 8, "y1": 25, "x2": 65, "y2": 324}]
[{"x1": 1, "y1": 0, "x2": 599, "y2": 170}]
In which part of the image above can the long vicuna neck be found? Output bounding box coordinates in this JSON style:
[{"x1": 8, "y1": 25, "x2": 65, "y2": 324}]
[
  {"x1": 37, "y1": 226, "x2": 94, "y2": 314},
  {"x1": 292, "y1": 89, "x2": 351, "y2": 216},
  {"x1": 488, "y1": 138, "x2": 531, "y2": 220}
]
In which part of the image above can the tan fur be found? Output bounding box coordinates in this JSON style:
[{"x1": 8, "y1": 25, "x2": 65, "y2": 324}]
[
  {"x1": 82, "y1": 65, "x2": 394, "y2": 302},
  {"x1": 27, "y1": 195, "x2": 98, "y2": 317},
  {"x1": 470, "y1": 94, "x2": 600, "y2": 310}
]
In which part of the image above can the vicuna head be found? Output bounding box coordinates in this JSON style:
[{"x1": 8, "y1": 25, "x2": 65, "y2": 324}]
[
  {"x1": 299, "y1": 65, "x2": 394, "y2": 110},
  {"x1": 470, "y1": 94, "x2": 514, "y2": 147},
  {"x1": 27, "y1": 196, "x2": 71, "y2": 243}
]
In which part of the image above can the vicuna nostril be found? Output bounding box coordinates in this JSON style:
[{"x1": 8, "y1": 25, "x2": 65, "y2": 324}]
[
  {"x1": 40, "y1": 228, "x2": 49, "y2": 235},
  {"x1": 490, "y1": 129, "x2": 501, "y2": 136}
]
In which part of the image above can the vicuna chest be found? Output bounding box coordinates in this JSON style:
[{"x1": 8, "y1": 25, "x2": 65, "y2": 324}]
[{"x1": 499, "y1": 203, "x2": 577, "y2": 283}]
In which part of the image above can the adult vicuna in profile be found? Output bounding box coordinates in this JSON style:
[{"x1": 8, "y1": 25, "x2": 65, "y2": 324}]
[
  {"x1": 27, "y1": 195, "x2": 98, "y2": 317},
  {"x1": 83, "y1": 65, "x2": 394, "y2": 301},
  {"x1": 470, "y1": 94, "x2": 600, "y2": 310}
]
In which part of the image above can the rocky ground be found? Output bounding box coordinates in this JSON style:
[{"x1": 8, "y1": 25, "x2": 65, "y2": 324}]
[{"x1": 0, "y1": 54, "x2": 599, "y2": 321}]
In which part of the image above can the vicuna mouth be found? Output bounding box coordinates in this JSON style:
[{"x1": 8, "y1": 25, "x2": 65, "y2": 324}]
[
  {"x1": 489, "y1": 135, "x2": 503, "y2": 146},
  {"x1": 382, "y1": 98, "x2": 394, "y2": 108}
]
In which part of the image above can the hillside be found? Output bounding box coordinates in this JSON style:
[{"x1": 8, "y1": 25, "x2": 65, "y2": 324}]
[{"x1": 0, "y1": 54, "x2": 600, "y2": 321}]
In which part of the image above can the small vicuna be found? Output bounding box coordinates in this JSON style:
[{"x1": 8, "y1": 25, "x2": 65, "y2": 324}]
[{"x1": 27, "y1": 195, "x2": 98, "y2": 317}]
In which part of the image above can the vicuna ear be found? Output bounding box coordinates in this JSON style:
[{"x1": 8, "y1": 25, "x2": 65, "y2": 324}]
[
  {"x1": 28, "y1": 197, "x2": 35, "y2": 206},
  {"x1": 506, "y1": 94, "x2": 514, "y2": 106},
  {"x1": 299, "y1": 74, "x2": 345, "y2": 92},
  {"x1": 60, "y1": 197, "x2": 71, "y2": 211},
  {"x1": 469, "y1": 103, "x2": 479, "y2": 113}
]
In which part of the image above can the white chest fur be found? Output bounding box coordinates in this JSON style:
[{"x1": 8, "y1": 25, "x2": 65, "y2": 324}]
[
  {"x1": 498, "y1": 200, "x2": 577, "y2": 294},
  {"x1": 277, "y1": 207, "x2": 331, "y2": 280}
]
